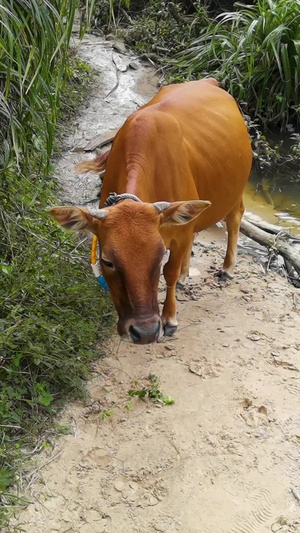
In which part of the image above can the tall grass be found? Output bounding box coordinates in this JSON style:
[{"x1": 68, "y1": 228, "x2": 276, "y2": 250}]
[
  {"x1": 0, "y1": 0, "x2": 78, "y2": 170},
  {"x1": 173, "y1": 0, "x2": 300, "y2": 129},
  {"x1": 0, "y1": 2, "x2": 113, "y2": 526}
]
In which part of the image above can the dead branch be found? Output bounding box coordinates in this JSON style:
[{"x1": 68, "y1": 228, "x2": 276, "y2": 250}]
[
  {"x1": 244, "y1": 213, "x2": 300, "y2": 242},
  {"x1": 240, "y1": 219, "x2": 300, "y2": 277}
]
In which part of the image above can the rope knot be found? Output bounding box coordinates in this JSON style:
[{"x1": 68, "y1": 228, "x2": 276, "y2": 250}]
[{"x1": 104, "y1": 192, "x2": 142, "y2": 207}]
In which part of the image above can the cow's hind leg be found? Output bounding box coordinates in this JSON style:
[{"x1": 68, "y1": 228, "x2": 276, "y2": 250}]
[
  {"x1": 216, "y1": 197, "x2": 244, "y2": 280},
  {"x1": 177, "y1": 236, "x2": 195, "y2": 288},
  {"x1": 162, "y1": 238, "x2": 193, "y2": 336}
]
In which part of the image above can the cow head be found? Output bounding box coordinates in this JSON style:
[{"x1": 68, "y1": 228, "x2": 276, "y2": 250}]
[{"x1": 49, "y1": 199, "x2": 210, "y2": 344}]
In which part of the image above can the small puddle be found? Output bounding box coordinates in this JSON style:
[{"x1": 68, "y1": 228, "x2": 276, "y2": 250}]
[
  {"x1": 245, "y1": 168, "x2": 300, "y2": 235},
  {"x1": 242, "y1": 168, "x2": 300, "y2": 286}
]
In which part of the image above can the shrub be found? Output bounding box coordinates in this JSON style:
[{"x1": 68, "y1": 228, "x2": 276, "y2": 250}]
[
  {"x1": 173, "y1": 0, "x2": 300, "y2": 129},
  {"x1": 92, "y1": 0, "x2": 210, "y2": 61}
]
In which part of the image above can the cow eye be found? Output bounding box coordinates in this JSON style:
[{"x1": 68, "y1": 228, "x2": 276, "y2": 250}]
[{"x1": 102, "y1": 258, "x2": 114, "y2": 269}]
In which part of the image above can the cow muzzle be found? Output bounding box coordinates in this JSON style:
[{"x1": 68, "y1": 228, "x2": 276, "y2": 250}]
[{"x1": 120, "y1": 317, "x2": 162, "y2": 344}]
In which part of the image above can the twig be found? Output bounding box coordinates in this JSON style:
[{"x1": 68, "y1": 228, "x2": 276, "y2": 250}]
[
  {"x1": 291, "y1": 487, "x2": 300, "y2": 503},
  {"x1": 292, "y1": 293, "x2": 300, "y2": 311},
  {"x1": 120, "y1": 7, "x2": 133, "y2": 23},
  {"x1": 0, "y1": 424, "x2": 21, "y2": 429},
  {"x1": 0, "y1": 208, "x2": 14, "y2": 259},
  {"x1": 39, "y1": 450, "x2": 62, "y2": 470},
  {"x1": 105, "y1": 54, "x2": 121, "y2": 98}
]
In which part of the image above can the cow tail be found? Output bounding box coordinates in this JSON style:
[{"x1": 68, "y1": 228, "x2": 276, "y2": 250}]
[{"x1": 74, "y1": 149, "x2": 111, "y2": 174}]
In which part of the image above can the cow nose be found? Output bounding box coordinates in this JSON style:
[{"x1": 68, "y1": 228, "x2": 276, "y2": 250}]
[{"x1": 129, "y1": 321, "x2": 160, "y2": 344}]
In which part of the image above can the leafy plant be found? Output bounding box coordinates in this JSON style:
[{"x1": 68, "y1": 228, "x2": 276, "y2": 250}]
[
  {"x1": 100, "y1": 409, "x2": 114, "y2": 419},
  {"x1": 173, "y1": 0, "x2": 300, "y2": 129},
  {"x1": 127, "y1": 374, "x2": 175, "y2": 406}
]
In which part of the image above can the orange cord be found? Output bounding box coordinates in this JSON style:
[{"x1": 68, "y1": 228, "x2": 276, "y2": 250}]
[{"x1": 91, "y1": 235, "x2": 98, "y2": 265}]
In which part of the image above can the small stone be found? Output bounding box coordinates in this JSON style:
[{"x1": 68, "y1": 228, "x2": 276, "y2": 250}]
[
  {"x1": 140, "y1": 493, "x2": 159, "y2": 507},
  {"x1": 124, "y1": 490, "x2": 139, "y2": 502},
  {"x1": 148, "y1": 495, "x2": 159, "y2": 506},
  {"x1": 128, "y1": 61, "x2": 139, "y2": 70},
  {"x1": 86, "y1": 510, "x2": 102, "y2": 523},
  {"x1": 153, "y1": 522, "x2": 166, "y2": 532},
  {"x1": 246, "y1": 331, "x2": 264, "y2": 342},
  {"x1": 129, "y1": 481, "x2": 139, "y2": 491},
  {"x1": 189, "y1": 361, "x2": 202, "y2": 376},
  {"x1": 112, "y1": 41, "x2": 127, "y2": 54},
  {"x1": 114, "y1": 480, "x2": 126, "y2": 492},
  {"x1": 80, "y1": 524, "x2": 95, "y2": 533},
  {"x1": 258, "y1": 405, "x2": 268, "y2": 416}
]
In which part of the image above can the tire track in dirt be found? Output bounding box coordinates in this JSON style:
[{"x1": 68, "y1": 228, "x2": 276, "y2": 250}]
[{"x1": 230, "y1": 489, "x2": 274, "y2": 533}]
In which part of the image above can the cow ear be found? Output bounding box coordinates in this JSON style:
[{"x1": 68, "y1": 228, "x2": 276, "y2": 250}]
[
  {"x1": 157, "y1": 200, "x2": 211, "y2": 226},
  {"x1": 48, "y1": 206, "x2": 107, "y2": 234}
]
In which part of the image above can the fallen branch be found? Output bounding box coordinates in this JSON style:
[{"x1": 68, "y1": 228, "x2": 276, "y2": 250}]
[
  {"x1": 240, "y1": 219, "x2": 300, "y2": 277},
  {"x1": 244, "y1": 212, "x2": 300, "y2": 242}
]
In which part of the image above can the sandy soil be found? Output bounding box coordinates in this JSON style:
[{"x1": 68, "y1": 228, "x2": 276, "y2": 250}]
[{"x1": 10, "y1": 34, "x2": 300, "y2": 533}]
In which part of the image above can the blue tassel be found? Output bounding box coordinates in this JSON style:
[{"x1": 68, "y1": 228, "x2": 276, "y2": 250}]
[{"x1": 97, "y1": 275, "x2": 109, "y2": 292}]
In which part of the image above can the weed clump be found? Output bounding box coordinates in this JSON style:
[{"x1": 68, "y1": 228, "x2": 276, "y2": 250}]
[{"x1": 127, "y1": 374, "x2": 175, "y2": 408}]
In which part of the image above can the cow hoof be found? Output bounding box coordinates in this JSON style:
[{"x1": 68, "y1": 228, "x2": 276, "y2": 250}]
[
  {"x1": 215, "y1": 269, "x2": 233, "y2": 281},
  {"x1": 176, "y1": 280, "x2": 185, "y2": 290},
  {"x1": 164, "y1": 323, "x2": 178, "y2": 337}
]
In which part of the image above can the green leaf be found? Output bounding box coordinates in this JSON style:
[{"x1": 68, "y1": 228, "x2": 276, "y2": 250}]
[{"x1": 0, "y1": 467, "x2": 14, "y2": 491}]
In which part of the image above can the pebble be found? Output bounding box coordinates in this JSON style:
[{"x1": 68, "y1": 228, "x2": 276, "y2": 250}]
[
  {"x1": 129, "y1": 61, "x2": 139, "y2": 70},
  {"x1": 114, "y1": 480, "x2": 126, "y2": 492},
  {"x1": 112, "y1": 41, "x2": 127, "y2": 54}
]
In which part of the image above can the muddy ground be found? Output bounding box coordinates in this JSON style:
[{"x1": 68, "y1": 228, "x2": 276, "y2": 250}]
[{"x1": 10, "y1": 35, "x2": 300, "y2": 533}]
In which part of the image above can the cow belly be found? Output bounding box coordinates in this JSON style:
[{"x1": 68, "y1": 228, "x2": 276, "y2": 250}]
[
  {"x1": 183, "y1": 114, "x2": 252, "y2": 230},
  {"x1": 192, "y1": 147, "x2": 251, "y2": 231}
]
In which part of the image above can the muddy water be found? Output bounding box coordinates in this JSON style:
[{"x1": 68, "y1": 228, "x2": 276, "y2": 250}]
[{"x1": 245, "y1": 169, "x2": 300, "y2": 235}]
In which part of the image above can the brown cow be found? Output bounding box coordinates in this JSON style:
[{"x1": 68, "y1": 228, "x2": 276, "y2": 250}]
[{"x1": 50, "y1": 79, "x2": 252, "y2": 344}]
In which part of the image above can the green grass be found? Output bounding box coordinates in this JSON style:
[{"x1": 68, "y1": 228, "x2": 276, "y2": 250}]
[
  {"x1": 172, "y1": 0, "x2": 300, "y2": 129},
  {"x1": 0, "y1": 1, "x2": 114, "y2": 528}
]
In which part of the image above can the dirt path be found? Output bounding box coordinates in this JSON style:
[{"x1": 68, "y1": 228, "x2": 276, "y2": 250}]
[{"x1": 11, "y1": 35, "x2": 300, "y2": 533}]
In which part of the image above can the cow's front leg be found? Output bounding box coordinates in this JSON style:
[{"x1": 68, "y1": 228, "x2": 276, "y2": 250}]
[{"x1": 162, "y1": 241, "x2": 192, "y2": 336}]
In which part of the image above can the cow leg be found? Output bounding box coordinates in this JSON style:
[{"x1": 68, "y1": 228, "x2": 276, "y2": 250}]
[
  {"x1": 162, "y1": 239, "x2": 193, "y2": 336},
  {"x1": 217, "y1": 197, "x2": 244, "y2": 280},
  {"x1": 177, "y1": 236, "x2": 195, "y2": 288}
]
